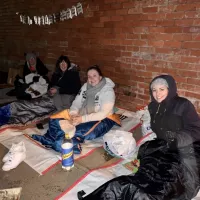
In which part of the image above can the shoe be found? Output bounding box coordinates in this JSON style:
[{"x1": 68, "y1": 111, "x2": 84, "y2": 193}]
[
  {"x1": 2, "y1": 142, "x2": 26, "y2": 171},
  {"x1": 36, "y1": 123, "x2": 44, "y2": 130},
  {"x1": 2, "y1": 143, "x2": 19, "y2": 162},
  {"x1": 73, "y1": 144, "x2": 82, "y2": 154}
]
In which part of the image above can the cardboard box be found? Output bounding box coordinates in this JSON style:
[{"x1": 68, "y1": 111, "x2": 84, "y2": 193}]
[
  {"x1": 7, "y1": 67, "x2": 23, "y2": 85},
  {"x1": 0, "y1": 187, "x2": 22, "y2": 199}
]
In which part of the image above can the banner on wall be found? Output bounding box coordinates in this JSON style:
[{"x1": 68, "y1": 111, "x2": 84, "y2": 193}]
[{"x1": 16, "y1": 2, "x2": 83, "y2": 25}]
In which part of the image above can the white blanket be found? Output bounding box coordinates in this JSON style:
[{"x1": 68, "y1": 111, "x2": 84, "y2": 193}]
[
  {"x1": 25, "y1": 73, "x2": 48, "y2": 98},
  {"x1": 56, "y1": 159, "x2": 131, "y2": 200},
  {"x1": 0, "y1": 108, "x2": 143, "y2": 175}
]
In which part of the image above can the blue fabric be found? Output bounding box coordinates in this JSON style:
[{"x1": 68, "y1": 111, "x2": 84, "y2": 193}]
[
  {"x1": 0, "y1": 104, "x2": 11, "y2": 126},
  {"x1": 73, "y1": 118, "x2": 117, "y2": 143},
  {"x1": 32, "y1": 118, "x2": 118, "y2": 153},
  {"x1": 32, "y1": 119, "x2": 64, "y2": 152}
]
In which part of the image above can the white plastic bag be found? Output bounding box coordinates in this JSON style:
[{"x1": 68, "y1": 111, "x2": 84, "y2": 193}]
[{"x1": 103, "y1": 130, "x2": 137, "y2": 159}]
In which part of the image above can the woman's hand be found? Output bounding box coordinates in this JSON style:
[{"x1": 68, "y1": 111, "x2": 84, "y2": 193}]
[
  {"x1": 71, "y1": 115, "x2": 82, "y2": 126},
  {"x1": 49, "y1": 87, "x2": 57, "y2": 96}
]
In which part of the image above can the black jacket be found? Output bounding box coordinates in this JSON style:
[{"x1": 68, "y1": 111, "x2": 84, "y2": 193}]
[
  {"x1": 50, "y1": 66, "x2": 81, "y2": 95},
  {"x1": 82, "y1": 140, "x2": 186, "y2": 200},
  {"x1": 148, "y1": 75, "x2": 200, "y2": 148},
  {"x1": 13, "y1": 58, "x2": 49, "y2": 99},
  {"x1": 80, "y1": 75, "x2": 200, "y2": 200}
]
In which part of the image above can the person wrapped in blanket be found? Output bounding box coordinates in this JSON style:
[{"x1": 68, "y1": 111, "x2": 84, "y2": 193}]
[
  {"x1": 0, "y1": 55, "x2": 81, "y2": 128},
  {"x1": 32, "y1": 65, "x2": 121, "y2": 154},
  {"x1": 80, "y1": 74, "x2": 200, "y2": 200},
  {"x1": 7, "y1": 52, "x2": 49, "y2": 100},
  {"x1": 49, "y1": 55, "x2": 81, "y2": 111}
]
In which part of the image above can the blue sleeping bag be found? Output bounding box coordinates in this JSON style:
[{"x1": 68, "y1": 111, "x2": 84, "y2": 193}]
[
  {"x1": 0, "y1": 104, "x2": 11, "y2": 126},
  {"x1": 32, "y1": 118, "x2": 118, "y2": 154}
]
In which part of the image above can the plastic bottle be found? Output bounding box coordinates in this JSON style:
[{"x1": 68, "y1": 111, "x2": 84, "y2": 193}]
[
  {"x1": 141, "y1": 109, "x2": 152, "y2": 136},
  {"x1": 141, "y1": 123, "x2": 152, "y2": 136},
  {"x1": 61, "y1": 133, "x2": 74, "y2": 171}
]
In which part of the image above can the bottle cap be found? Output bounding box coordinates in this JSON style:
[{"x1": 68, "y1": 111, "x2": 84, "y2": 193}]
[{"x1": 65, "y1": 133, "x2": 70, "y2": 139}]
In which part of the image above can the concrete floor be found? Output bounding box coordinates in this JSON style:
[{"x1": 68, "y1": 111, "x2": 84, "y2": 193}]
[{"x1": 0, "y1": 127, "x2": 142, "y2": 200}]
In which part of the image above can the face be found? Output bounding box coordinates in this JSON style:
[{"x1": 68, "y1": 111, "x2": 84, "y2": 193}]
[
  {"x1": 87, "y1": 69, "x2": 102, "y2": 87},
  {"x1": 29, "y1": 57, "x2": 36, "y2": 66},
  {"x1": 152, "y1": 84, "x2": 168, "y2": 103},
  {"x1": 59, "y1": 60, "x2": 68, "y2": 72}
]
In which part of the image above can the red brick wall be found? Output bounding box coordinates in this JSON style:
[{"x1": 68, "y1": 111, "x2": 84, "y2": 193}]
[{"x1": 1, "y1": 0, "x2": 200, "y2": 111}]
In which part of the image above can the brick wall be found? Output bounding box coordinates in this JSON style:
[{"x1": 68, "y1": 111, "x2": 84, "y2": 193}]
[{"x1": 1, "y1": 0, "x2": 200, "y2": 111}]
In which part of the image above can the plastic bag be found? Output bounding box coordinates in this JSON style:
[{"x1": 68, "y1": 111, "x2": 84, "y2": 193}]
[
  {"x1": 103, "y1": 130, "x2": 137, "y2": 159},
  {"x1": 140, "y1": 107, "x2": 152, "y2": 136}
]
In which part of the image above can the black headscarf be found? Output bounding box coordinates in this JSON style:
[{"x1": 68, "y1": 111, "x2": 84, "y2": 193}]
[
  {"x1": 149, "y1": 74, "x2": 178, "y2": 104},
  {"x1": 148, "y1": 75, "x2": 179, "y2": 134},
  {"x1": 54, "y1": 55, "x2": 71, "y2": 76}
]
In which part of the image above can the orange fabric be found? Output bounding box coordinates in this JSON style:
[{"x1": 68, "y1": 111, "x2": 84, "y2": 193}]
[
  {"x1": 50, "y1": 109, "x2": 71, "y2": 120},
  {"x1": 50, "y1": 111, "x2": 121, "y2": 135},
  {"x1": 83, "y1": 114, "x2": 121, "y2": 136},
  {"x1": 107, "y1": 113, "x2": 121, "y2": 126}
]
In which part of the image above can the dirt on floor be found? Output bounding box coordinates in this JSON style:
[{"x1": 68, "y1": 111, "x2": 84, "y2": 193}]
[{"x1": 0, "y1": 127, "x2": 142, "y2": 200}]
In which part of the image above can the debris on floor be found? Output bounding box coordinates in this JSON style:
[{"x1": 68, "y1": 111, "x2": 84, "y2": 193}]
[{"x1": 0, "y1": 187, "x2": 22, "y2": 200}]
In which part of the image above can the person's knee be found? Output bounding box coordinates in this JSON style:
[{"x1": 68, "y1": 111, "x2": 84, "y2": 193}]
[
  {"x1": 55, "y1": 105, "x2": 63, "y2": 111},
  {"x1": 53, "y1": 95, "x2": 63, "y2": 111}
]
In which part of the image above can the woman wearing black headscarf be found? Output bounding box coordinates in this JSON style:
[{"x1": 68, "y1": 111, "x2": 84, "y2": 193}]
[
  {"x1": 7, "y1": 52, "x2": 49, "y2": 99},
  {"x1": 23, "y1": 52, "x2": 49, "y2": 78},
  {"x1": 149, "y1": 74, "x2": 200, "y2": 149},
  {"x1": 80, "y1": 74, "x2": 200, "y2": 200}
]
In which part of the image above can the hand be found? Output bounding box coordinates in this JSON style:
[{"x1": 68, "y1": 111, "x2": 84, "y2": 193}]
[
  {"x1": 69, "y1": 113, "x2": 78, "y2": 124},
  {"x1": 70, "y1": 113, "x2": 79, "y2": 118},
  {"x1": 165, "y1": 131, "x2": 177, "y2": 150},
  {"x1": 49, "y1": 88, "x2": 57, "y2": 96},
  {"x1": 59, "y1": 120, "x2": 75, "y2": 138},
  {"x1": 59, "y1": 120, "x2": 71, "y2": 131},
  {"x1": 71, "y1": 115, "x2": 82, "y2": 126}
]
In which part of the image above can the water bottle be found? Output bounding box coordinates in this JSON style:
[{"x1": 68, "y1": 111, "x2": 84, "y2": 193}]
[
  {"x1": 141, "y1": 109, "x2": 152, "y2": 136},
  {"x1": 61, "y1": 133, "x2": 74, "y2": 171},
  {"x1": 141, "y1": 123, "x2": 151, "y2": 136}
]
